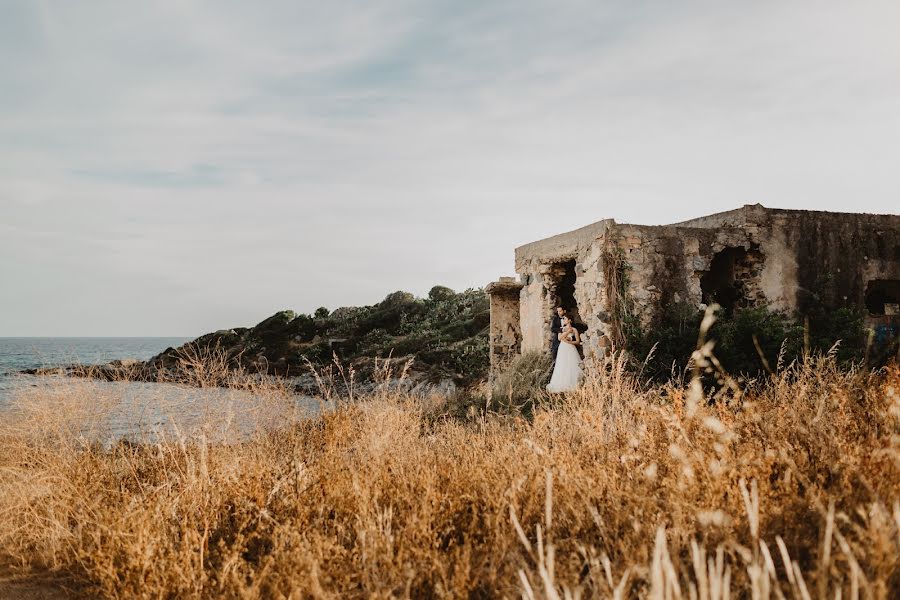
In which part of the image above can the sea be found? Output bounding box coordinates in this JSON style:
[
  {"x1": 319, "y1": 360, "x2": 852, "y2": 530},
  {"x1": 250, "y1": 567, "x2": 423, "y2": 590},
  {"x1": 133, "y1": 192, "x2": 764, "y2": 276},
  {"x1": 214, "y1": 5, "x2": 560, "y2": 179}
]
[
  {"x1": 0, "y1": 338, "x2": 319, "y2": 442},
  {"x1": 0, "y1": 337, "x2": 188, "y2": 378}
]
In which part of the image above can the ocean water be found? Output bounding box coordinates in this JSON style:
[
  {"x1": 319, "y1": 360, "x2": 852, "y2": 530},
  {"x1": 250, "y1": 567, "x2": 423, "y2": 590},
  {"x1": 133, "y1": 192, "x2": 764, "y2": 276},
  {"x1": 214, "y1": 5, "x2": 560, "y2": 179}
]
[
  {"x1": 0, "y1": 338, "x2": 319, "y2": 441},
  {"x1": 0, "y1": 337, "x2": 189, "y2": 377}
]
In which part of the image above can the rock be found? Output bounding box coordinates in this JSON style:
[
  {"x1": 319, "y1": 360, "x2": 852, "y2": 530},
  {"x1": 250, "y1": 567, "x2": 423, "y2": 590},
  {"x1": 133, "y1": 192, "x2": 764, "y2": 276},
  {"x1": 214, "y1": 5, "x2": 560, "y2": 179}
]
[
  {"x1": 109, "y1": 359, "x2": 140, "y2": 368},
  {"x1": 24, "y1": 287, "x2": 489, "y2": 393}
]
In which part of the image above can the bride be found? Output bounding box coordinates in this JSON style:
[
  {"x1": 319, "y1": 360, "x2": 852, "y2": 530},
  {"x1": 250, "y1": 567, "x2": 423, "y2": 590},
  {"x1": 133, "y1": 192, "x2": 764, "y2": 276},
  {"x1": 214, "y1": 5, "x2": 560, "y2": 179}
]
[{"x1": 547, "y1": 315, "x2": 583, "y2": 393}]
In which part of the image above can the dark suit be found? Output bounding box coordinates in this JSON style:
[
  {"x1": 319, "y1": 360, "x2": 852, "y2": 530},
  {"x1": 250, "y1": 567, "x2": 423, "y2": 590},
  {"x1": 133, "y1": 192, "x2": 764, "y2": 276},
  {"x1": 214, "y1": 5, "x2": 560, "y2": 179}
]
[{"x1": 550, "y1": 314, "x2": 563, "y2": 360}]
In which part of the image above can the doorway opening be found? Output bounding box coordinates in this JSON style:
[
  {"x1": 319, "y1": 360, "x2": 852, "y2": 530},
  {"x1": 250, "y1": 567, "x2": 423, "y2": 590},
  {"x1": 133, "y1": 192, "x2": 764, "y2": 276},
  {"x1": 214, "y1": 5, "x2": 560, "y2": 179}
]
[
  {"x1": 700, "y1": 246, "x2": 764, "y2": 313},
  {"x1": 549, "y1": 259, "x2": 583, "y2": 331},
  {"x1": 555, "y1": 260, "x2": 577, "y2": 312},
  {"x1": 865, "y1": 279, "x2": 900, "y2": 315}
]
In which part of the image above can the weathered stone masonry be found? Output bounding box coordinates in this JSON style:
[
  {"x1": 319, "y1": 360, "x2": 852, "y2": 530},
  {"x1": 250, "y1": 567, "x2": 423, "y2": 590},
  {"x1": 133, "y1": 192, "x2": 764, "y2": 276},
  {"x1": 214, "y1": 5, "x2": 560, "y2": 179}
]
[
  {"x1": 487, "y1": 204, "x2": 900, "y2": 373},
  {"x1": 485, "y1": 277, "x2": 523, "y2": 373}
]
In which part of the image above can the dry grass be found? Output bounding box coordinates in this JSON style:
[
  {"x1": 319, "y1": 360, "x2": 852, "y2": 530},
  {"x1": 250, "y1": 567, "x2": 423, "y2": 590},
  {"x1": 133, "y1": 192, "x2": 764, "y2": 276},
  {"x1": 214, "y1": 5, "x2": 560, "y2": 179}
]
[{"x1": 0, "y1": 351, "x2": 898, "y2": 598}]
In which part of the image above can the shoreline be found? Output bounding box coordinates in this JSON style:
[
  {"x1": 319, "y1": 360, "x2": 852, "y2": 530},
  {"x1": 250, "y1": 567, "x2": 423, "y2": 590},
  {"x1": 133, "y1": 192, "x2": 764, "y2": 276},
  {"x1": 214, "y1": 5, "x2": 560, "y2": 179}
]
[{"x1": 17, "y1": 354, "x2": 461, "y2": 399}]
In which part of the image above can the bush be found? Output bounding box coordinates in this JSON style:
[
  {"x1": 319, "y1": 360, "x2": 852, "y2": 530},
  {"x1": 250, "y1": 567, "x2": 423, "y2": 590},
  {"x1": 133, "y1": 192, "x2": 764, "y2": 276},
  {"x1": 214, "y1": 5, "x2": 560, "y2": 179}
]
[
  {"x1": 298, "y1": 341, "x2": 331, "y2": 363},
  {"x1": 631, "y1": 303, "x2": 868, "y2": 381},
  {"x1": 627, "y1": 302, "x2": 702, "y2": 380},
  {"x1": 254, "y1": 310, "x2": 296, "y2": 331},
  {"x1": 159, "y1": 287, "x2": 491, "y2": 382},
  {"x1": 712, "y1": 307, "x2": 805, "y2": 375},
  {"x1": 448, "y1": 337, "x2": 489, "y2": 381},
  {"x1": 382, "y1": 290, "x2": 416, "y2": 306},
  {"x1": 288, "y1": 314, "x2": 317, "y2": 342},
  {"x1": 359, "y1": 328, "x2": 393, "y2": 352},
  {"x1": 428, "y1": 285, "x2": 456, "y2": 302},
  {"x1": 489, "y1": 351, "x2": 553, "y2": 414}
]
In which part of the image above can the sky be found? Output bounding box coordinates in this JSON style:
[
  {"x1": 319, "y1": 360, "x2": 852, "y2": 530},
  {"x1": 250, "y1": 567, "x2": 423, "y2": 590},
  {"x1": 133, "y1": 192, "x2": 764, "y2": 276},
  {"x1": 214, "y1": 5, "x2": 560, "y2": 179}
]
[{"x1": 1, "y1": 0, "x2": 899, "y2": 336}]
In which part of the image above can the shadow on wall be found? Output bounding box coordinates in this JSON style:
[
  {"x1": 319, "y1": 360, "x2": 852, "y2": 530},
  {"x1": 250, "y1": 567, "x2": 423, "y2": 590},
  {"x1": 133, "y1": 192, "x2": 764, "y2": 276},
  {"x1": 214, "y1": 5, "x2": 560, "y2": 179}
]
[{"x1": 550, "y1": 260, "x2": 581, "y2": 323}]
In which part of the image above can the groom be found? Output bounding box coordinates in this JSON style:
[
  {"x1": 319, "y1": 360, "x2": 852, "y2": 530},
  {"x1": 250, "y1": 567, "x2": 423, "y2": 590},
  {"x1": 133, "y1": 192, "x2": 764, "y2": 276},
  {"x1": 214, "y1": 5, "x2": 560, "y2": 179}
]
[{"x1": 550, "y1": 306, "x2": 568, "y2": 362}]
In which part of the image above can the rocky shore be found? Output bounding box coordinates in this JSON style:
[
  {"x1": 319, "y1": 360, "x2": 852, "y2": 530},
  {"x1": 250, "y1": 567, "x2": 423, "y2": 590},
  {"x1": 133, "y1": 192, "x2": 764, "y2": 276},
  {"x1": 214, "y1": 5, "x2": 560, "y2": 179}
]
[
  {"x1": 21, "y1": 356, "x2": 459, "y2": 397},
  {"x1": 22, "y1": 287, "x2": 489, "y2": 397}
]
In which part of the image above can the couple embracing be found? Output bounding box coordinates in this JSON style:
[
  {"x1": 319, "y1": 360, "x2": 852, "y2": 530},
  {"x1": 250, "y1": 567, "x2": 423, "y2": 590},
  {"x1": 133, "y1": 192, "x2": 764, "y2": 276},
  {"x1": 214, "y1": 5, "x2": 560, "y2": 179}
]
[{"x1": 547, "y1": 306, "x2": 583, "y2": 393}]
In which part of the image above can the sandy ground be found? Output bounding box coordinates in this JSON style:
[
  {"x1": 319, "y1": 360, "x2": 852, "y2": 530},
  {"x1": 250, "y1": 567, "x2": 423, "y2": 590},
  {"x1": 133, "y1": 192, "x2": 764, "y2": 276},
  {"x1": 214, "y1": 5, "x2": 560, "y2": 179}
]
[{"x1": 0, "y1": 565, "x2": 77, "y2": 599}]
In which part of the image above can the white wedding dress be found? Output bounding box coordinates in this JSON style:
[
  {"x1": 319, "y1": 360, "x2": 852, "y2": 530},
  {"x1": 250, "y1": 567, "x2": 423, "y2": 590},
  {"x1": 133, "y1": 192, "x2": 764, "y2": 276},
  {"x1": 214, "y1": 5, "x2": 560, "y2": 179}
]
[{"x1": 547, "y1": 335, "x2": 583, "y2": 393}]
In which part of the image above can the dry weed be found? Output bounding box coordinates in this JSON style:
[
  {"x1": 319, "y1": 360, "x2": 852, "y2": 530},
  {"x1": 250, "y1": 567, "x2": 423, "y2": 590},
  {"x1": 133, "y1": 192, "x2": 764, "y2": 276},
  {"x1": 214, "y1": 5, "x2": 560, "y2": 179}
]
[{"x1": 0, "y1": 352, "x2": 897, "y2": 598}]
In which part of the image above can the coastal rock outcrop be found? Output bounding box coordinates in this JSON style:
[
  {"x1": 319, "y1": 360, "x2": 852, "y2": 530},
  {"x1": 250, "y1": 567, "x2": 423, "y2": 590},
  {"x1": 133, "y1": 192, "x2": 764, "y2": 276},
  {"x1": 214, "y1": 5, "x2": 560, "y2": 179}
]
[{"x1": 27, "y1": 287, "x2": 489, "y2": 395}]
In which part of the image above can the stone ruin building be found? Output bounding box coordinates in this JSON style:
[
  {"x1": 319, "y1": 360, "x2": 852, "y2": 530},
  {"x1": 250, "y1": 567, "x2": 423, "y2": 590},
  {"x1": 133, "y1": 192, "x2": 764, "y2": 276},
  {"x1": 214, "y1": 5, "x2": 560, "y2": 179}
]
[{"x1": 486, "y1": 204, "x2": 900, "y2": 373}]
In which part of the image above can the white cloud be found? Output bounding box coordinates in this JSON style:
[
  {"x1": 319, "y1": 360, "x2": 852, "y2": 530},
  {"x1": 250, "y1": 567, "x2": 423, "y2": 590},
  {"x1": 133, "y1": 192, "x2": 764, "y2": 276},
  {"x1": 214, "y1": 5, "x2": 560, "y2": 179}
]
[{"x1": 1, "y1": 0, "x2": 899, "y2": 335}]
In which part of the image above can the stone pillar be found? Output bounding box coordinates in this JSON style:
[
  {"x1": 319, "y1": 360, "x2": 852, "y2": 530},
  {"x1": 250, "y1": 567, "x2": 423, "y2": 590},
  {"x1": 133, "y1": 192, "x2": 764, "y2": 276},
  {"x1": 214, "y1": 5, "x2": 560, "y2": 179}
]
[{"x1": 485, "y1": 277, "x2": 524, "y2": 376}]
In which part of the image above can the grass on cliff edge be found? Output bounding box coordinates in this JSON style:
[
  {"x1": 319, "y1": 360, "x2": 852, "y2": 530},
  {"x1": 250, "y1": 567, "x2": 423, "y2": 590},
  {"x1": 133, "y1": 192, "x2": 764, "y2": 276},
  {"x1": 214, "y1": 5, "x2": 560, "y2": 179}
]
[{"x1": 0, "y1": 355, "x2": 898, "y2": 598}]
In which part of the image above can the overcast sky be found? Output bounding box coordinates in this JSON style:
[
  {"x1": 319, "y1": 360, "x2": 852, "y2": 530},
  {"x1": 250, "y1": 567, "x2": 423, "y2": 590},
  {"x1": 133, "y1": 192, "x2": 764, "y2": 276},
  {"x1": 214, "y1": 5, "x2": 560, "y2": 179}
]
[{"x1": 2, "y1": 1, "x2": 899, "y2": 336}]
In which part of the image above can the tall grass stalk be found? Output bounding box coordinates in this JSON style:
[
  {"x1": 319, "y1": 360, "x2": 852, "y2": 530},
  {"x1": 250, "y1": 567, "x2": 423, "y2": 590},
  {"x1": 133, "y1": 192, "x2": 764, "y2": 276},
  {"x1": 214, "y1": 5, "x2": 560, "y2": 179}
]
[{"x1": 0, "y1": 352, "x2": 897, "y2": 598}]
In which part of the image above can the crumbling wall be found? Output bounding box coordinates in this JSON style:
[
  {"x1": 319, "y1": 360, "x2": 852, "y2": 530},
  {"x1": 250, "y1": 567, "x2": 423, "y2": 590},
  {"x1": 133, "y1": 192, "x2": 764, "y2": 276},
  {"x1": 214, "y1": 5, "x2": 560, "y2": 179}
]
[
  {"x1": 699, "y1": 242, "x2": 767, "y2": 310},
  {"x1": 756, "y1": 220, "x2": 799, "y2": 312},
  {"x1": 519, "y1": 261, "x2": 579, "y2": 354},
  {"x1": 671, "y1": 203, "x2": 769, "y2": 229},
  {"x1": 571, "y1": 239, "x2": 609, "y2": 358},
  {"x1": 611, "y1": 209, "x2": 899, "y2": 330},
  {"x1": 765, "y1": 210, "x2": 900, "y2": 314},
  {"x1": 603, "y1": 225, "x2": 761, "y2": 327},
  {"x1": 518, "y1": 263, "x2": 547, "y2": 353},
  {"x1": 515, "y1": 219, "x2": 615, "y2": 356},
  {"x1": 485, "y1": 279, "x2": 524, "y2": 373},
  {"x1": 516, "y1": 220, "x2": 770, "y2": 359},
  {"x1": 494, "y1": 206, "x2": 899, "y2": 376},
  {"x1": 514, "y1": 219, "x2": 614, "y2": 269}
]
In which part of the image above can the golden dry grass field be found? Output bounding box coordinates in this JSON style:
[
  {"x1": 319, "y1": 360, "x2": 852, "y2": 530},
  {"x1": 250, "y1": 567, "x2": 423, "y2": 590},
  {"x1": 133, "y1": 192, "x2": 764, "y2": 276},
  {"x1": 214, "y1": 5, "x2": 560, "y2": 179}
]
[{"x1": 0, "y1": 354, "x2": 897, "y2": 598}]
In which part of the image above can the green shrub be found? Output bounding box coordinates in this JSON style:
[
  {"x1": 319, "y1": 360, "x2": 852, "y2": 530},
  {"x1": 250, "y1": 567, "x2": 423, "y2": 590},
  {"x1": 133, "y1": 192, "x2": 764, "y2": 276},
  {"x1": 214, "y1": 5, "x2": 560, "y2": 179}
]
[
  {"x1": 712, "y1": 307, "x2": 804, "y2": 375},
  {"x1": 489, "y1": 351, "x2": 553, "y2": 414},
  {"x1": 298, "y1": 342, "x2": 331, "y2": 363},
  {"x1": 175, "y1": 287, "x2": 491, "y2": 382},
  {"x1": 288, "y1": 314, "x2": 317, "y2": 342},
  {"x1": 631, "y1": 303, "x2": 867, "y2": 381},
  {"x1": 448, "y1": 337, "x2": 489, "y2": 381},
  {"x1": 254, "y1": 310, "x2": 296, "y2": 331},
  {"x1": 627, "y1": 302, "x2": 702, "y2": 380},
  {"x1": 382, "y1": 291, "x2": 416, "y2": 306},
  {"x1": 359, "y1": 328, "x2": 393, "y2": 352},
  {"x1": 428, "y1": 285, "x2": 456, "y2": 302}
]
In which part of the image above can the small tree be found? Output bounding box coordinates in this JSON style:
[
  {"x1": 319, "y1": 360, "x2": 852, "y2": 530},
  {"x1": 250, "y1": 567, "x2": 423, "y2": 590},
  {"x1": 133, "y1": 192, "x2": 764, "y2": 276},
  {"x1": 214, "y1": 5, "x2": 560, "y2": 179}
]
[
  {"x1": 383, "y1": 291, "x2": 416, "y2": 306},
  {"x1": 428, "y1": 285, "x2": 456, "y2": 302}
]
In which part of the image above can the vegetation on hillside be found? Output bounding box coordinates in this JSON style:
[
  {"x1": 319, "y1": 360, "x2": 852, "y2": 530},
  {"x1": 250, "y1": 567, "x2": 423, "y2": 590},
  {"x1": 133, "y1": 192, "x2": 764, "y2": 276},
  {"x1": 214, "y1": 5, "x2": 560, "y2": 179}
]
[{"x1": 150, "y1": 286, "x2": 489, "y2": 384}]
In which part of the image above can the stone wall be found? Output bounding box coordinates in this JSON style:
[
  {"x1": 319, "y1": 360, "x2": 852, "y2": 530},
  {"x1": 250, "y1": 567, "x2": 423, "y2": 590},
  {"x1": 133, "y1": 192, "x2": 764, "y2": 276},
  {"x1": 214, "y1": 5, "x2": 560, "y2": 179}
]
[
  {"x1": 518, "y1": 261, "x2": 579, "y2": 355},
  {"x1": 571, "y1": 238, "x2": 608, "y2": 357},
  {"x1": 768, "y1": 210, "x2": 900, "y2": 314},
  {"x1": 596, "y1": 224, "x2": 759, "y2": 331},
  {"x1": 604, "y1": 209, "x2": 900, "y2": 330},
  {"x1": 485, "y1": 279, "x2": 523, "y2": 373},
  {"x1": 670, "y1": 203, "x2": 769, "y2": 228},
  {"x1": 515, "y1": 219, "x2": 614, "y2": 271},
  {"x1": 514, "y1": 219, "x2": 617, "y2": 357},
  {"x1": 518, "y1": 263, "x2": 546, "y2": 354},
  {"x1": 516, "y1": 234, "x2": 614, "y2": 359},
  {"x1": 490, "y1": 205, "x2": 900, "y2": 376}
]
